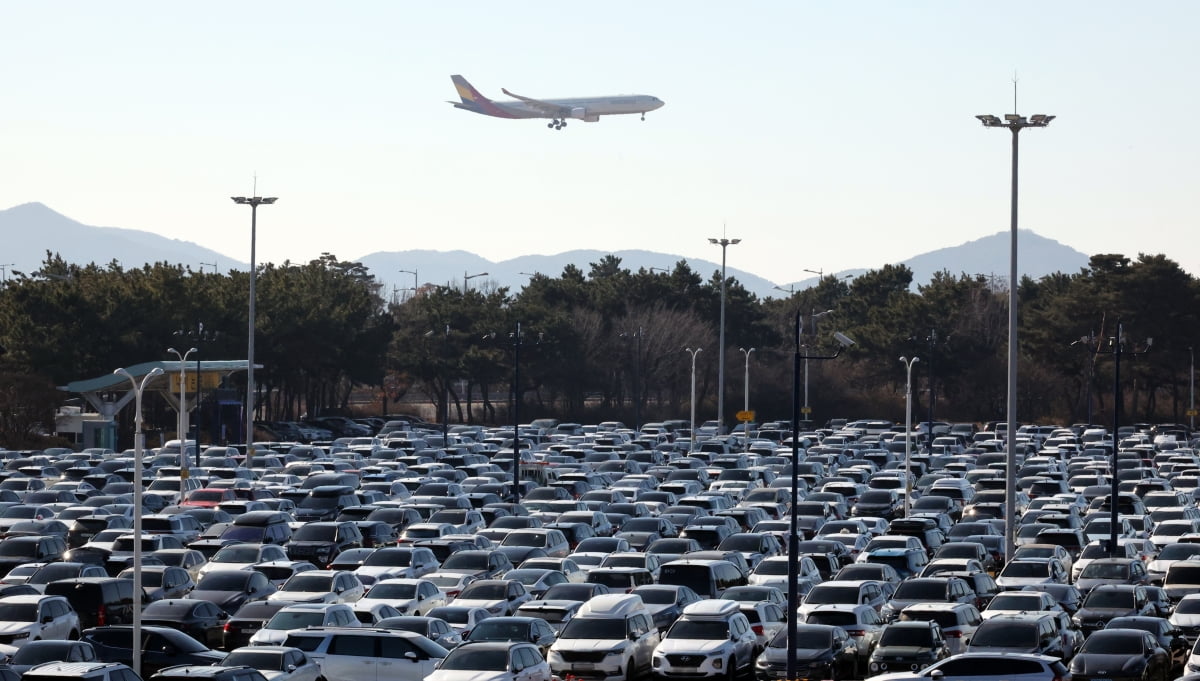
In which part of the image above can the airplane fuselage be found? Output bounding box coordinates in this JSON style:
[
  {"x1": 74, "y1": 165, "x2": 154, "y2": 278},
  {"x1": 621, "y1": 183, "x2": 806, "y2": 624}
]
[{"x1": 457, "y1": 95, "x2": 663, "y2": 120}]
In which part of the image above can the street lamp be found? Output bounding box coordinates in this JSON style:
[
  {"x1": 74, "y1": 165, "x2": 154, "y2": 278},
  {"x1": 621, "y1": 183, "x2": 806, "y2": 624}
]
[
  {"x1": 1191, "y1": 346, "x2": 1195, "y2": 432},
  {"x1": 232, "y1": 195, "x2": 276, "y2": 467},
  {"x1": 900, "y1": 356, "x2": 920, "y2": 517},
  {"x1": 166, "y1": 346, "x2": 198, "y2": 498},
  {"x1": 802, "y1": 310, "x2": 834, "y2": 422},
  {"x1": 176, "y1": 322, "x2": 218, "y2": 458},
  {"x1": 773, "y1": 284, "x2": 795, "y2": 296},
  {"x1": 464, "y1": 271, "x2": 488, "y2": 292},
  {"x1": 787, "y1": 318, "x2": 854, "y2": 681},
  {"x1": 708, "y1": 236, "x2": 740, "y2": 432},
  {"x1": 113, "y1": 365, "x2": 163, "y2": 679},
  {"x1": 0, "y1": 264, "x2": 13, "y2": 282},
  {"x1": 977, "y1": 109, "x2": 1053, "y2": 565},
  {"x1": 685, "y1": 347, "x2": 702, "y2": 451},
  {"x1": 738, "y1": 347, "x2": 755, "y2": 413}
]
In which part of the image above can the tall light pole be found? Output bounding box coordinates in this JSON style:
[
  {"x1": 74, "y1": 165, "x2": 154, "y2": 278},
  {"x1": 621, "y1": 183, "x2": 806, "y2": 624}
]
[
  {"x1": 685, "y1": 347, "x2": 702, "y2": 451},
  {"x1": 803, "y1": 310, "x2": 834, "y2": 423},
  {"x1": 787, "y1": 318, "x2": 854, "y2": 681},
  {"x1": 113, "y1": 366, "x2": 163, "y2": 679},
  {"x1": 232, "y1": 195, "x2": 276, "y2": 467},
  {"x1": 464, "y1": 271, "x2": 488, "y2": 292},
  {"x1": 900, "y1": 356, "x2": 920, "y2": 517},
  {"x1": 977, "y1": 110, "x2": 1053, "y2": 565},
  {"x1": 708, "y1": 236, "x2": 740, "y2": 432},
  {"x1": 167, "y1": 346, "x2": 198, "y2": 498},
  {"x1": 621, "y1": 327, "x2": 645, "y2": 431},
  {"x1": 1191, "y1": 346, "x2": 1195, "y2": 432},
  {"x1": 0, "y1": 264, "x2": 13, "y2": 282}
]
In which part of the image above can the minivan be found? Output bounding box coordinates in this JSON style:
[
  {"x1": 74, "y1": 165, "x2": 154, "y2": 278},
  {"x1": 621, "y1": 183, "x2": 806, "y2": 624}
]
[
  {"x1": 283, "y1": 626, "x2": 447, "y2": 681},
  {"x1": 658, "y1": 559, "x2": 747, "y2": 599},
  {"x1": 44, "y1": 577, "x2": 137, "y2": 629}
]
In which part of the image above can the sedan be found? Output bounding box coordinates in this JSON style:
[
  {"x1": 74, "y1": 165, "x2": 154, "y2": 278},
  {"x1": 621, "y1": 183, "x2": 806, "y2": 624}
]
[
  {"x1": 141, "y1": 598, "x2": 228, "y2": 649},
  {"x1": 755, "y1": 623, "x2": 858, "y2": 681},
  {"x1": 427, "y1": 605, "x2": 494, "y2": 637},
  {"x1": 188, "y1": 569, "x2": 278, "y2": 614},
  {"x1": 1068, "y1": 628, "x2": 1171, "y2": 681},
  {"x1": 81, "y1": 624, "x2": 227, "y2": 676},
  {"x1": 219, "y1": 646, "x2": 321, "y2": 681}
]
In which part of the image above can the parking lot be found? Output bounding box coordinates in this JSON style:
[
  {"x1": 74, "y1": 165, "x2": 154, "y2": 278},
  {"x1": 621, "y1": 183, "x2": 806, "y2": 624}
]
[{"x1": 0, "y1": 417, "x2": 1195, "y2": 681}]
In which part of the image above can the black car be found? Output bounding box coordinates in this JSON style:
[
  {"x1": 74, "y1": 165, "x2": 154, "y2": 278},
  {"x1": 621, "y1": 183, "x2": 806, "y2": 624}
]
[
  {"x1": 1067, "y1": 628, "x2": 1171, "y2": 681},
  {"x1": 221, "y1": 600, "x2": 289, "y2": 651},
  {"x1": 1106, "y1": 616, "x2": 1190, "y2": 677},
  {"x1": 285, "y1": 521, "x2": 362, "y2": 566},
  {"x1": 141, "y1": 598, "x2": 228, "y2": 648},
  {"x1": 755, "y1": 623, "x2": 858, "y2": 681},
  {"x1": 81, "y1": 625, "x2": 227, "y2": 676},
  {"x1": 464, "y1": 616, "x2": 558, "y2": 657},
  {"x1": 632, "y1": 584, "x2": 704, "y2": 630},
  {"x1": 868, "y1": 620, "x2": 951, "y2": 676},
  {"x1": 150, "y1": 665, "x2": 268, "y2": 681},
  {"x1": 188, "y1": 569, "x2": 277, "y2": 615},
  {"x1": 1073, "y1": 584, "x2": 1156, "y2": 634}
]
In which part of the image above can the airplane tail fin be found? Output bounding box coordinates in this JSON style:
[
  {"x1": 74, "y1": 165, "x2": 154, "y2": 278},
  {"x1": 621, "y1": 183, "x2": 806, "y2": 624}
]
[{"x1": 451, "y1": 75, "x2": 492, "y2": 106}]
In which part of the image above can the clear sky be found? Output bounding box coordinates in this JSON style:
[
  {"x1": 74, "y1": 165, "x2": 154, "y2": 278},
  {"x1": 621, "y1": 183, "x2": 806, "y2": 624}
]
[{"x1": 2, "y1": 2, "x2": 1197, "y2": 285}]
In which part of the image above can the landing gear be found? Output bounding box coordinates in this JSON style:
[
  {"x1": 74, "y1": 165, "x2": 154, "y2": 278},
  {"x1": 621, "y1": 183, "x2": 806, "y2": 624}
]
[
  {"x1": 548, "y1": 118, "x2": 567, "y2": 130},
  {"x1": 641, "y1": 112, "x2": 646, "y2": 121}
]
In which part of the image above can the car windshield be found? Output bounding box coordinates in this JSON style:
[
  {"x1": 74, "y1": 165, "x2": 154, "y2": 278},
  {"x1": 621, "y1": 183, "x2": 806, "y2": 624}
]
[
  {"x1": 503, "y1": 533, "x2": 547, "y2": 548},
  {"x1": 267, "y1": 610, "x2": 326, "y2": 630},
  {"x1": 0, "y1": 603, "x2": 36, "y2": 621},
  {"x1": 805, "y1": 586, "x2": 858, "y2": 604},
  {"x1": 11, "y1": 643, "x2": 87, "y2": 665},
  {"x1": 633, "y1": 588, "x2": 676, "y2": 605},
  {"x1": 1084, "y1": 590, "x2": 1135, "y2": 608},
  {"x1": 469, "y1": 620, "x2": 529, "y2": 640},
  {"x1": 1176, "y1": 599, "x2": 1200, "y2": 614},
  {"x1": 560, "y1": 617, "x2": 627, "y2": 639},
  {"x1": 755, "y1": 561, "x2": 789, "y2": 576},
  {"x1": 879, "y1": 626, "x2": 933, "y2": 647},
  {"x1": 197, "y1": 572, "x2": 250, "y2": 590},
  {"x1": 0, "y1": 542, "x2": 37, "y2": 558},
  {"x1": 428, "y1": 575, "x2": 467, "y2": 588},
  {"x1": 441, "y1": 648, "x2": 509, "y2": 671},
  {"x1": 1080, "y1": 632, "x2": 1143, "y2": 655},
  {"x1": 1081, "y1": 563, "x2": 1129, "y2": 579},
  {"x1": 989, "y1": 594, "x2": 1042, "y2": 610},
  {"x1": 459, "y1": 583, "x2": 506, "y2": 599},
  {"x1": 894, "y1": 582, "x2": 944, "y2": 599},
  {"x1": 770, "y1": 627, "x2": 831, "y2": 649},
  {"x1": 222, "y1": 650, "x2": 286, "y2": 671},
  {"x1": 442, "y1": 554, "x2": 487, "y2": 569},
  {"x1": 1160, "y1": 545, "x2": 1200, "y2": 560},
  {"x1": 364, "y1": 551, "x2": 411, "y2": 567},
  {"x1": 212, "y1": 546, "x2": 262, "y2": 563},
  {"x1": 369, "y1": 583, "x2": 418, "y2": 599},
  {"x1": 1001, "y1": 562, "x2": 1048, "y2": 578},
  {"x1": 283, "y1": 574, "x2": 335, "y2": 592},
  {"x1": 972, "y1": 622, "x2": 1036, "y2": 647},
  {"x1": 1169, "y1": 566, "x2": 1200, "y2": 583},
  {"x1": 668, "y1": 619, "x2": 729, "y2": 640},
  {"x1": 221, "y1": 527, "x2": 266, "y2": 542},
  {"x1": 719, "y1": 535, "x2": 760, "y2": 551},
  {"x1": 293, "y1": 525, "x2": 336, "y2": 541}
]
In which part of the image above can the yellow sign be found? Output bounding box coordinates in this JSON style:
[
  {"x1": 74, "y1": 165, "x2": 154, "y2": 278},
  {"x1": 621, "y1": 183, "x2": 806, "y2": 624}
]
[
  {"x1": 800, "y1": 406, "x2": 812, "y2": 414},
  {"x1": 1188, "y1": 409, "x2": 1199, "y2": 417},
  {"x1": 736, "y1": 410, "x2": 756, "y2": 422},
  {"x1": 170, "y1": 373, "x2": 221, "y2": 392}
]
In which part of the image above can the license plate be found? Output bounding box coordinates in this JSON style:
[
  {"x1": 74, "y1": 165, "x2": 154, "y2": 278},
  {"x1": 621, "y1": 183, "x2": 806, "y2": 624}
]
[{"x1": 575, "y1": 664, "x2": 594, "y2": 671}]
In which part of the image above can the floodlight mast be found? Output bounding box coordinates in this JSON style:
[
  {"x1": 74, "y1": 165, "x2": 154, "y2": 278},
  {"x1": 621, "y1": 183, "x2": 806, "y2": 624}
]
[{"x1": 976, "y1": 110, "x2": 1053, "y2": 566}]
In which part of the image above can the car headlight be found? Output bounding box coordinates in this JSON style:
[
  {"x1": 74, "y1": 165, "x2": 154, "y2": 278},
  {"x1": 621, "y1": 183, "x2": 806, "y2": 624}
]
[
  {"x1": 10, "y1": 632, "x2": 28, "y2": 639},
  {"x1": 712, "y1": 658, "x2": 724, "y2": 669}
]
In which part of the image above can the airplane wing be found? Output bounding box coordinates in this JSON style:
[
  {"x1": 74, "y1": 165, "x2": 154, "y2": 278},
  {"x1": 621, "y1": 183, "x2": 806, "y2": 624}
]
[{"x1": 501, "y1": 88, "x2": 570, "y2": 116}]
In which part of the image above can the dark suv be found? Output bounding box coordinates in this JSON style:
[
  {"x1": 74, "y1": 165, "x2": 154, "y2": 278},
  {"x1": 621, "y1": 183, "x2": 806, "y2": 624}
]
[
  {"x1": 294, "y1": 485, "x2": 359, "y2": 523},
  {"x1": 285, "y1": 521, "x2": 363, "y2": 566},
  {"x1": 44, "y1": 577, "x2": 137, "y2": 629}
]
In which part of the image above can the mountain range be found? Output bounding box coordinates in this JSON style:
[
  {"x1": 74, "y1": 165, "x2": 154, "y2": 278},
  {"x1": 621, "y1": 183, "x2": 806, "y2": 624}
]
[{"x1": 0, "y1": 202, "x2": 1091, "y2": 299}]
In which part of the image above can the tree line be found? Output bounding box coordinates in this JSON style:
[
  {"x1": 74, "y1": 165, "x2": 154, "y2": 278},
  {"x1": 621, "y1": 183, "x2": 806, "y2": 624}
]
[{"x1": 0, "y1": 250, "x2": 1196, "y2": 447}]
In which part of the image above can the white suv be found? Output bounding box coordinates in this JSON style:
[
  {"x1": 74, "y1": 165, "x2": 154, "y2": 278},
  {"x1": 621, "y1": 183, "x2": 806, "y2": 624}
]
[
  {"x1": 548, "y1": 593, "x2": 660, "y2": 681},
  {"x1": 652, "y1": 599, "x2": 758, "y2": 680},
  {"x1": 0, "y1": 594, "x2": 81, "y2": 646}
]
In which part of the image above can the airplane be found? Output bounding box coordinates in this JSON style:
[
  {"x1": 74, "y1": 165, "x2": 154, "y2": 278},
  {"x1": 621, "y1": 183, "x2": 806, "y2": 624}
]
[{"x1": 449, "y1": 74, "x2": 664, "y2": 130}]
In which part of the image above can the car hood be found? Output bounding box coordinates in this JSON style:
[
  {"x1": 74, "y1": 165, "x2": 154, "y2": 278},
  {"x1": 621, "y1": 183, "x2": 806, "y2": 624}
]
[
  {"x1": 1075, "y1": 578, "x2": 1128, "y2": 591},
  {"x1": 428, "y1": 671, "x2": 511, "y2": 681},
  {"x1": 1071, "y1": 654, "x2": 1146, "y2": 674},
  {"x1": 1076, "y1": 606, "x2": 1137, "y2": 620},
  {"x1": 189, "y1": 590, "x2": 246, "y2": 608},
  {"x1": 553, "y1": 638, "x2": 626, "y2": 652},
  {"x1": 655, "y1": 639, "x2": 729, "y2": 655},
  {"x1": 0, "y1": 622, "x2": 33, "y2": 636},
  {"x1": 268, "y1": 590, "x2": 334, "y2": 603},
  {"x1": 453, "y1": 598, "x2": 504, "y2": 610},
  {"x1": 762, "y1": 646, "x2": 832, "y2": 664},
  {"x1": 873, "y1": 645, "x2": 937, "y2": 658}
]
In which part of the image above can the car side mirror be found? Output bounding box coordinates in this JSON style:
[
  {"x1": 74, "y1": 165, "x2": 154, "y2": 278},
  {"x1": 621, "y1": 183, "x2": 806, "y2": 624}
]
[
  {"x1": 286, "y1": 665, "x2": 296, "y2": 672},
  {"x1": 404, "y1": 651, "x2": 419, "y2": 661}
]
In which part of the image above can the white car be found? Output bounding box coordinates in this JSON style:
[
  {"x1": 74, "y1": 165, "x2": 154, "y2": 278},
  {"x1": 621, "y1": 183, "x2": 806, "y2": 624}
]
[
  {"x1": 360, "y1": 579, "x2": 448, "y2": 616},
  {"x1": 199, "y1": 543, "x2": 290, "y2": 579},
  {"x1": 268, "y1": 570, "x2": 366, "y2": 605},
  {"x1": 452, "y1": 579, "x2": 531, "y2": 616},
  {"x1": 424, "y1": 571, "x2": 478, "y2": 600},
  {"x1": 0, "y1": 595, "x2": 81, "y2": 647},
  {"x1": 249, "y1": 603, "x2": 359, "y2": 645},
  {"x1": 220, "y1": 645, "x2": 322, "y2": 681}
]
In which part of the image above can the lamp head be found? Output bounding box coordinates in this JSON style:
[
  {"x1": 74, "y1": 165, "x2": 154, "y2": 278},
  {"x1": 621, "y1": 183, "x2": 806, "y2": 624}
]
[
  {"x1": 833, "y1": 332, "x2": 856, "y2": 348},
  {"x1": 708, "y1": 238, "x2": 719, "y2": 245}
]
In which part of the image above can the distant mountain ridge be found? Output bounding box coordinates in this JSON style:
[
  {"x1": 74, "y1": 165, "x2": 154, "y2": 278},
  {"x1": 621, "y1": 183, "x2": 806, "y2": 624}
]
[{"x1": 0, "y1": 202, "x2": 1090, "y2": 299}]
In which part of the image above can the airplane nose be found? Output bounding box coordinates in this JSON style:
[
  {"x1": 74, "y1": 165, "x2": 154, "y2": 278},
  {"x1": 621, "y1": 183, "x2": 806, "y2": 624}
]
[{"x1": 653, "y1": 98, "x2": 665, "y2": 110}]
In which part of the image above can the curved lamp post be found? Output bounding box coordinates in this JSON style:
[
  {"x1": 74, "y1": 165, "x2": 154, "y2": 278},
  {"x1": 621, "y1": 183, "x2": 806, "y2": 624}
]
[
  {"x1": 708, "y1": 236, "x2": 740, "y2": 432},
  {"x1": 166, "y1": 346, "x2": 198, "y2": 499},
  {"x1": 113, "y1": 365, "x2": 164, "y2": 678},
  {"x1": 900, "y1": 356, "x2": 920, "y2": 517},
  {"x1": 685, "y1": 347, "x2": 702, "y2": 451}
]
